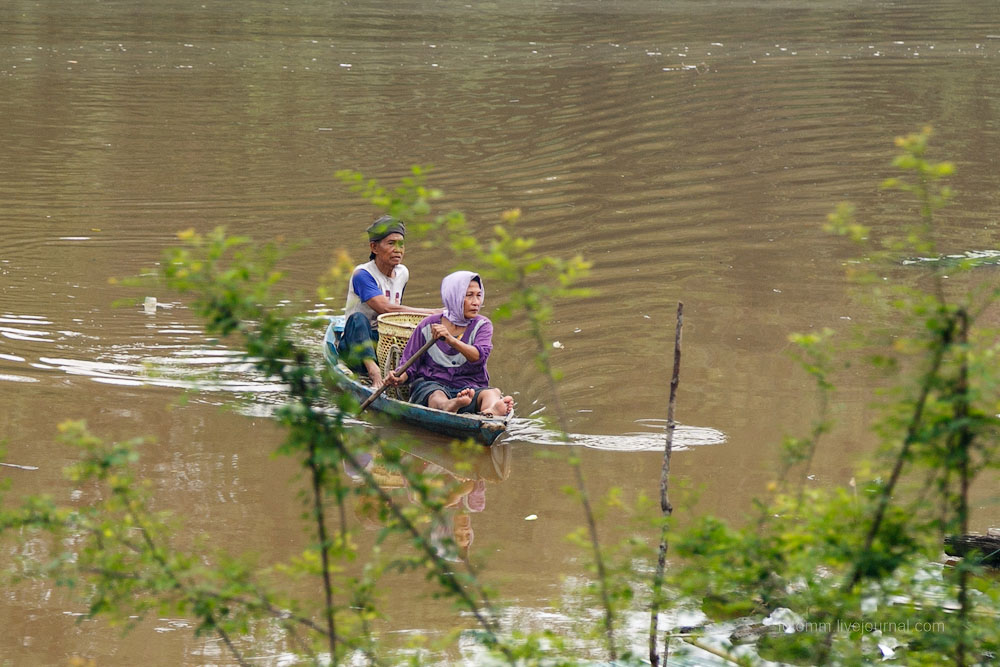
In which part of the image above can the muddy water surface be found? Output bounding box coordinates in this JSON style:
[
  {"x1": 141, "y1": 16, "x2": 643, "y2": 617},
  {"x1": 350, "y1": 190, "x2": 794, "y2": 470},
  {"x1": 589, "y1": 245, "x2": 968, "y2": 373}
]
[{"x1": 3, "y1": 1, "x2": 1000, "y2": 663}]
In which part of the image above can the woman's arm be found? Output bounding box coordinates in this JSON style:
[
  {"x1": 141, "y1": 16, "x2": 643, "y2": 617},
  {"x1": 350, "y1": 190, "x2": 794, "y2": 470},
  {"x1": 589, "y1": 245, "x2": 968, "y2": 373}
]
[
  {"x1": 432, "y1": 323, "x2": 480, "y2": 362},
  {"x1": 430, "y1": 318, "x2": 492, "y2": 363}
]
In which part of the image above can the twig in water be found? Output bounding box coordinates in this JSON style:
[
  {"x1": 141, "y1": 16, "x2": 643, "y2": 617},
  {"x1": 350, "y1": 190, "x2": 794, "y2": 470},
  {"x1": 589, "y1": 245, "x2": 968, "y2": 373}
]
[
  {"x1": 649, "y1": 301, "x2": 683, "y2": 667},
  {"x1": 682, "y1": 637, "x2": 744, "y2": 665}
]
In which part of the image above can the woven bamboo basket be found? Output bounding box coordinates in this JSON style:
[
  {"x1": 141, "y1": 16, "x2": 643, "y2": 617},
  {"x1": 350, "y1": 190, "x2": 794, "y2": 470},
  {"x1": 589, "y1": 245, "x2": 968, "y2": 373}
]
[
  {"x1": 368, "y1": 462, "x2": 407, "y2": 489},
  {"x1": 376, "y1": 312, "x2": 425, "y2": 399}
]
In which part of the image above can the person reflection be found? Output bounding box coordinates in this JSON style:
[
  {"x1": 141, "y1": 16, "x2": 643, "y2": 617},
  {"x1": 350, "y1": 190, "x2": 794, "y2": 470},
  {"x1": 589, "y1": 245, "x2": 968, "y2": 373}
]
[
  {"x1": 429, "y1": 479, "x2": 486, "y2": 562},
  {"x1": 346, "y1": 449, "x2": 489, "y2": 563}
]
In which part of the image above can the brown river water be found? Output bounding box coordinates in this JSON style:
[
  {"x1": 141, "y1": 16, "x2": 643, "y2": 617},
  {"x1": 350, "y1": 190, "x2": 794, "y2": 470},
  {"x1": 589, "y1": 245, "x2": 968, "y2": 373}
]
[{"x1": 3, "y1": 1, "x2": 1000, "y2": 664}]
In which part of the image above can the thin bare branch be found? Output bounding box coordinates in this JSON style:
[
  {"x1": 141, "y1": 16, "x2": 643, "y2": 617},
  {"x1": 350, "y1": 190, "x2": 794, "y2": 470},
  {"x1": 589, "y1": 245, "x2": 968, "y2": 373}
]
[{"x1": 650, "y1": 302, "x2": 683, "y2": 667}]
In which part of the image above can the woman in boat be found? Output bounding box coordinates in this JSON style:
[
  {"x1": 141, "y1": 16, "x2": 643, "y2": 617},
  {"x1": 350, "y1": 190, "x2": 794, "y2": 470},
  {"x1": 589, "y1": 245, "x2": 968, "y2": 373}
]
[{"x1": 384, "y1": 270, "x2": 514, "y2": 417}]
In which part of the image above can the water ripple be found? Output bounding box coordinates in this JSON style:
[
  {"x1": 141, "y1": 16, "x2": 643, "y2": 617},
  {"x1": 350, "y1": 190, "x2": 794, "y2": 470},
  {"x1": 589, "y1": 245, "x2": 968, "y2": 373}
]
[
  {"x1": 506, "y1": 416, "x2": 725, "y2": 452},
  {"x1": 0, "y1": 305, "x2": 289, "y2": 398}
]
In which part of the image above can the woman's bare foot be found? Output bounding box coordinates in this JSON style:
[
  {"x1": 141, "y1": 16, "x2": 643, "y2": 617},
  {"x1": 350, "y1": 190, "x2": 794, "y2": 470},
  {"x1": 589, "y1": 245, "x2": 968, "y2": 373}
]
[
  {"x1": 430, "y1": 388, "x2": 476, "y2": 413},
  {"x1": 481, "y1": 394, "x2": 514, "y2": 417},
  {"x1": 447, "y1": 388, "x2": 476, "y2": 412}
]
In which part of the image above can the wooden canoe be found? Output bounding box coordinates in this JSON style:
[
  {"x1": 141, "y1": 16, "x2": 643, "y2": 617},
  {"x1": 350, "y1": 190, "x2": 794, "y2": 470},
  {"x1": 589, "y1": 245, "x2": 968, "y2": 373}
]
[
  {"x1": 322, "y1": 317, "x2": 509, "y2": 446},
  {"x1": 944, "y1": 532, "x2": 1000, "y2": 567}
]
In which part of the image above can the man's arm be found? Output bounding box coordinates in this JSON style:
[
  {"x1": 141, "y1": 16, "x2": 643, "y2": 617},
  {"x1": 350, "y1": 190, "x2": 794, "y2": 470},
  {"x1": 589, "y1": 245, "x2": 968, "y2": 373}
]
[
  {"x1": 354, "y1": 269, "x2": 441, "y2": 315},
  {"x1": 365, "y1": 294, "x2": 441, "y2": 316}
]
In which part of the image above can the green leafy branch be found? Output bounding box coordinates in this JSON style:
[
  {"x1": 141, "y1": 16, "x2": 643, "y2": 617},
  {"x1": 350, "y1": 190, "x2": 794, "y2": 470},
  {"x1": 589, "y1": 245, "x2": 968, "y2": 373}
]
[{"x1": 335, "y1": 169, "x2": 631, "y2": 662}]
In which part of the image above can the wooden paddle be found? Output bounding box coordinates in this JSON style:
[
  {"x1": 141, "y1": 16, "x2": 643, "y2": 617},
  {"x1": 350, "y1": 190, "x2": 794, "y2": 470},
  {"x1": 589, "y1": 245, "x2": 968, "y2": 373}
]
[{"x1": 357, "y1": 333, "x2": 443, "y2": 414}]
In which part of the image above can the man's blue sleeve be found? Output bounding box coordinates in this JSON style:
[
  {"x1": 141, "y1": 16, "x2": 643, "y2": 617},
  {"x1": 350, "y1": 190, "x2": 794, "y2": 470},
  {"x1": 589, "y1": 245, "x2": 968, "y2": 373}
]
[{"x1": 352, "y1": 270, "x2": 383, "y2": 303}]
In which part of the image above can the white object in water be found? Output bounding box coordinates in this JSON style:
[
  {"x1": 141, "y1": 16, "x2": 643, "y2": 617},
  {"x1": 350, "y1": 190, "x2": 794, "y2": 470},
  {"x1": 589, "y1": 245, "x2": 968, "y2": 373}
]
[{"x1": 143, "y1": 297, "x2": 157, "y2": 314}]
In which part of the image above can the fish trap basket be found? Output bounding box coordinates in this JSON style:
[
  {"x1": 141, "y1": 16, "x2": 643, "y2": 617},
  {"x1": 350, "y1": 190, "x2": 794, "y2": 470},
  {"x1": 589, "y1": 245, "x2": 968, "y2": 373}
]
[{"x1": 376, "y1": 312, "x2": 425, "y2": 400}]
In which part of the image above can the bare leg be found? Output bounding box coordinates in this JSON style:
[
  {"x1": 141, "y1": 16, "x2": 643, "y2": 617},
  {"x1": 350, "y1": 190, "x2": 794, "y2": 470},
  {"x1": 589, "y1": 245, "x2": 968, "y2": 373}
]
[
  {"x1": 477, "y1": 389, "x2": 515, "y2": 416},
  {"x1": 363, "y1": 358, "x2": 383, "y2": 389},
  {"x1": 427, "y1": 388, "x2": 475, "y2": 413}
]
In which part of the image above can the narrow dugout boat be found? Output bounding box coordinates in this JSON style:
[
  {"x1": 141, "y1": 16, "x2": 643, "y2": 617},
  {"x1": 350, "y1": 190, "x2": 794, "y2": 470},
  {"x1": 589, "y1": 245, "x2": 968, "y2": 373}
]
[
  {"x1": 944, "y1": 530, "x2": 1000, "y2": 567},
  {"x1": 322, "y1": 315, "x2": 509, "y2": 446}
]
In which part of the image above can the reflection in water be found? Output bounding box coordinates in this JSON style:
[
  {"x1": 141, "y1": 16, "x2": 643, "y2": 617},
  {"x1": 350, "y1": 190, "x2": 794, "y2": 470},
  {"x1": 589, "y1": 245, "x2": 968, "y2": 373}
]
[
  {"x1": 38, "y1": 352, "x2": 287, "y2": 393},
  {"x1": 0, "y1": 306, "x2": 290, "y2": 399},
  {"x1": 347, "y1": 441, "x2": 511, "y2": 563},
  {"x1": 0, "y1": 315, "x2": 56, "y2": 343}
]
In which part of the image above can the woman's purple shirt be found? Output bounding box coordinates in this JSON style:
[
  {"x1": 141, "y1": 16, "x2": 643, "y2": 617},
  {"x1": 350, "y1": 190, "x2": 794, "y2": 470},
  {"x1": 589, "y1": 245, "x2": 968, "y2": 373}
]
[{"x1": 399, "y1": 313, "x2": 493, "y2": 388}]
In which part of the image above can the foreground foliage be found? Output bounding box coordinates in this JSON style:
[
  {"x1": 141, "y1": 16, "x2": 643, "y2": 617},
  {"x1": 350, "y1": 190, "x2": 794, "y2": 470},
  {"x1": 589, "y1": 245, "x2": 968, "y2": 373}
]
[
  {"x1": 2, "y1": 130, "x2": 999, "y2": 666},
  {"x1": 666, "y1": 128, "x2": 1000, "y2": 665}
]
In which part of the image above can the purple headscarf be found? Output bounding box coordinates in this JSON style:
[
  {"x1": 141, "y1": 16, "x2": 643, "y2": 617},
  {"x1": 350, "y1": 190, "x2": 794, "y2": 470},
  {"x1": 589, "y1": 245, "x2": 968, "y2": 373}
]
[
  {"x1": 462, "y1": 479, "x2": 487, "y2": 512},
  {"x1": 441, "y1": 270, "x2": 483, "y2": 326}
]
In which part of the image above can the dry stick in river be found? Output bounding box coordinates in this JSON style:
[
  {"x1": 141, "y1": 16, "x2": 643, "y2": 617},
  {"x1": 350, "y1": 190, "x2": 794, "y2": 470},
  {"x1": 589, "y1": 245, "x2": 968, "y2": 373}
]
[
  {"x1": 357, "y1": 334, "x2": 443, "y2": 414},
  {"x1": 649, "y1": 301, "x2": 683, "y2": 667}
]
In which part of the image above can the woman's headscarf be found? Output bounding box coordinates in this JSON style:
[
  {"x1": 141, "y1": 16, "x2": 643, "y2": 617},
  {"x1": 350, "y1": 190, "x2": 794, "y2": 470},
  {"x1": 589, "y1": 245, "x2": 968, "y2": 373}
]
[{"x1": 441, "y1": 270, "x2": 483, "y2": 327}]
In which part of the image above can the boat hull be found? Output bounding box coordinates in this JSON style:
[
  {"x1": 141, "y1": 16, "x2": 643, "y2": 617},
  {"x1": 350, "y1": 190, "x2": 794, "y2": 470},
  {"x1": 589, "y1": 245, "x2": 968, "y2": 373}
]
[{"x1": 322, "y1": 318, "x2": 508, "y2": 446}]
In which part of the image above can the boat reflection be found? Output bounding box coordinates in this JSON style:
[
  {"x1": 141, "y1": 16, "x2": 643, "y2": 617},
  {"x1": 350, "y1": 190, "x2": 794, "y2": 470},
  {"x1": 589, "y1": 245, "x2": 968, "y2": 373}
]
[{"x1": 345, "y1": 438, "x2": 511, "y2": 562}]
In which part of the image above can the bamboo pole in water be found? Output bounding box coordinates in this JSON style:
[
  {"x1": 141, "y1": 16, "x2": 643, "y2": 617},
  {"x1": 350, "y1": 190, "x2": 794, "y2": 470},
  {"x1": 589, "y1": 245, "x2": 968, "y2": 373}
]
[{"x1": 649, "y1": 301, "x2": 683, "y2": 667}]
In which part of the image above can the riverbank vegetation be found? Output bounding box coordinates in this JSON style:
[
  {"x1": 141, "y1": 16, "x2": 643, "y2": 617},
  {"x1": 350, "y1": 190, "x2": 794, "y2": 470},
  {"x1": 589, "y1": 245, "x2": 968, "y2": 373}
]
[{"x1": 2, "y1": 129, "x2": 1000, "y2": 665}]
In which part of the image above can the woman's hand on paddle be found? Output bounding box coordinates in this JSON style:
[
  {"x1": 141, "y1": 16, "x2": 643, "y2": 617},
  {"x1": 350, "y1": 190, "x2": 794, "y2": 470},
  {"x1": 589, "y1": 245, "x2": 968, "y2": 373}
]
[
  {"x1": 430, "y1": 323, "x2": 452, "y2": 343},
  {"x1": 431, "y1": 323, "x2": 480, "y2": 362},
  {"x1": 384, "y1": 370, "x2": 406, "y2": 387}
]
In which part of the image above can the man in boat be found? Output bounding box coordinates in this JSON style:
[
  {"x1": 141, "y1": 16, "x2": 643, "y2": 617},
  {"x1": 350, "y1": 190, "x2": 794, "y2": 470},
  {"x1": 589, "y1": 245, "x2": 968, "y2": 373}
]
[
  {"x1": 384, "y1": 271, "x2": 514, "y2": 417},
  {"x1": 339, "y1": 215, "x2": 441, "y2": 388}
]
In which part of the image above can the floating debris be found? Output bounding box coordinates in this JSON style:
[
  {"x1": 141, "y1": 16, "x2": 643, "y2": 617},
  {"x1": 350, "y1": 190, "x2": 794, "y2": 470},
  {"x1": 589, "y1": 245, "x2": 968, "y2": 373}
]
[{"x1": 0, "y1": 462, "x2": 39, "y2": 471}]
